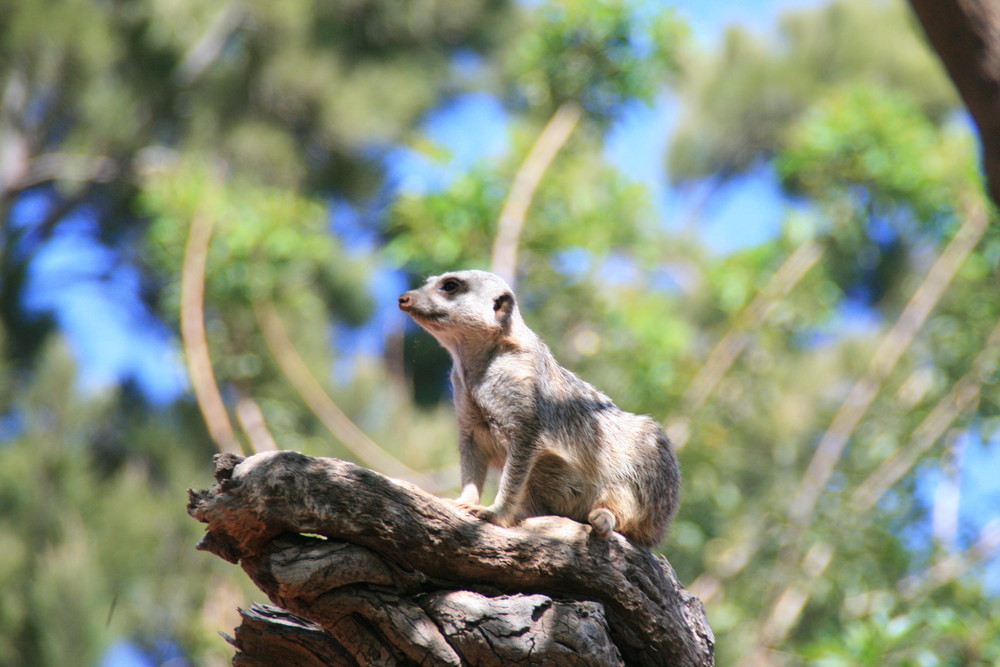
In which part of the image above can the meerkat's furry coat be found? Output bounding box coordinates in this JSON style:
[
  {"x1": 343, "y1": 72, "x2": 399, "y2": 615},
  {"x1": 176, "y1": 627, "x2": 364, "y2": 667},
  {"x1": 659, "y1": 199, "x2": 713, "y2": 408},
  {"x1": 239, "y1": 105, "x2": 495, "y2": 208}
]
[{"x1": 399, "y1": 270, "x2": 679, "y2": 548}]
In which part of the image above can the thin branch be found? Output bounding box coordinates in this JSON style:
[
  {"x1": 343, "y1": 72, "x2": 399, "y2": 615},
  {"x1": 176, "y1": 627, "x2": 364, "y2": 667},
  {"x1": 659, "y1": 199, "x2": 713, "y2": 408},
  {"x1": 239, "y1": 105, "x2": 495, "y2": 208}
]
[
  {"x1": 746, "y1": 311, "x2": 1000, "y2": 654},
  {"x1": 490, "y1": 101, "x2": 582, "y2": 289},
  {"x1": 670, "y1": 243, "x2": 827, "y2": 605},
  {"x1": 750, "y1": 195, "x2": 989, "y2": 653},
  {"x1": 252, "y1": 298, "x2": 444, "y2": 492},
  {"x1": 0, "y1": 129, "x2": 30, "y2": 202},
  {"x1": 666, "y1": 239, "x2": 825, "y2": 448},
  {"x1": 850, "y1": 315, "x2": 1000, "y2": 513},
  {"x1": 181, "y1": 210, "x2": 242, "y2": 455},
  {"x1": 786, "y1": 197, "x2": 988, "y2": 532},
  {"x1": 738, "y1": 542, "x2": 834, "y2": 667},
  {"x1": 235, "y1": 394, "x2": 279, "y2": 453},
  {"x1": 669, "y1": 241, "x2": 827, "y2": 605}
]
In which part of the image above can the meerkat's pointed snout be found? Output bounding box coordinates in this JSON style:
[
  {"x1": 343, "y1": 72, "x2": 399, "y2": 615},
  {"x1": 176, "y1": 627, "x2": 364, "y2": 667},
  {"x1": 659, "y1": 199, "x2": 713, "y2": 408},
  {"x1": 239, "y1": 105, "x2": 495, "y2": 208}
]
[{"x1": 398, "y1": 292, "x2": 414, "y2": 311}]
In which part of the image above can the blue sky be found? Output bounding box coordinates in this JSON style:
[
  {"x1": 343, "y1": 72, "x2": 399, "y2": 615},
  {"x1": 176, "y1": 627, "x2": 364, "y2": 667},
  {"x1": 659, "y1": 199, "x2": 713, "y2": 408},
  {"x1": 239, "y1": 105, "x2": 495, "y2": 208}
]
[
  {"x1": 674, "y1": 0, "x2": 825, "y2": 41},
  {"x1": 14, "y1": 193, "x2": 188, "y2": 404}
]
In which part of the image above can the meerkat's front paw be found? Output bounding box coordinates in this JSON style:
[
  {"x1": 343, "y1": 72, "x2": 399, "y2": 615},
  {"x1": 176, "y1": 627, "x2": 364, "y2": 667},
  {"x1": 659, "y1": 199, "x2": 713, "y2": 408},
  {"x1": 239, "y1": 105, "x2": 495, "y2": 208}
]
[
  {"x1": 450, "y1": 498, "x2": 486, "y2": 513},
  {"x1": 447, "y1": 498, "x2": 496, "y2": 521},
  {"x1": 466, "y1": 504, "x2": 517, "y2": 527}
]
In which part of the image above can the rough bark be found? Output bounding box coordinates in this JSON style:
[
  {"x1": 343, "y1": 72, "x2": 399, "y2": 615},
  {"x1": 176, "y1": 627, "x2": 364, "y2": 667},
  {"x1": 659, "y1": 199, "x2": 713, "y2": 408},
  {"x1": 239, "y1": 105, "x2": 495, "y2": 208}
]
[
  {"x1": 189, "y1": 451, "x2": 715, "y2": 666},
  {"x1": 908, "y1": 0, "x2": 1000, "y2": 206}
]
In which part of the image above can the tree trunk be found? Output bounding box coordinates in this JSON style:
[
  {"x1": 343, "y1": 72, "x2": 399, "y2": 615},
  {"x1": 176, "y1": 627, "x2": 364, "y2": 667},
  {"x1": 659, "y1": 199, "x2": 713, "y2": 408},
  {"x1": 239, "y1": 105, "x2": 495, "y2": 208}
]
[
  {"x1": 908, "y1": 0, "x2": 1000, "y2": 207},
  {"x1": 188, "y1": 451, "x2": 715, "y2": 666}
]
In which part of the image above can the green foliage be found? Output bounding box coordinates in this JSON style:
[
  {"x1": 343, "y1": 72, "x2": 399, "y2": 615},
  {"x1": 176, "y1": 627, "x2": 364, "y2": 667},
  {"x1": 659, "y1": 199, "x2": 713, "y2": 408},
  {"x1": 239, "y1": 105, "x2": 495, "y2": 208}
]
[
  {"x1": 387, "y1": 138, "x2": 655, "y2": 275},
  {"x1": 387, "y1": 166, "x2": 503, "y2": 271},
  {"x1": 773, "y1": 85, "x2": 979, "y2": 306},
  {"x1": 2, "y1": 0, "x2": 999, "y2": 664},
  {"x1": 777, "y1": 86, "x2": 975, "y2": 219},
  {"x1": 0, "y1": 0, "x2": 516, "y2": 369},
  {"x1": 668, "y1": 0, "x2": 956, "y2": 181},
  {"x1": 141, "y1": 161, "x2": 373, "y2": 323},
  {"x1": 664, "y1": 1, "x2": 1000, "y2": 663},
  {"x1": 507, "y1": 0, "x2": 686, "y2": 119},
  {"x1": 0, "y1": 343, "x2": 241, "y2": 666},
  {"x1": 803, "y1": 590, "x2": 1000, "y2": 666}
]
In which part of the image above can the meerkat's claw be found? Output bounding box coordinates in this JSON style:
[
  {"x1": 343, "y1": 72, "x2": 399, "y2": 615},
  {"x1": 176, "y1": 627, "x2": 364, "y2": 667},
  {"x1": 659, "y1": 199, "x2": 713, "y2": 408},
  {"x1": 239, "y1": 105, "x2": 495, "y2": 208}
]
[
  {"x1": 447, "y1": 498, "x2": 493, "y2": 520},
  {"x1": 466, "y1": 504, "x2": 519, "y2": 528},
  {"x1": 450, "y1": 498, "x2": 485, "y2": 513},
  {"x1": 466, "y1": 504, "x2": 498, "y2": 523}
]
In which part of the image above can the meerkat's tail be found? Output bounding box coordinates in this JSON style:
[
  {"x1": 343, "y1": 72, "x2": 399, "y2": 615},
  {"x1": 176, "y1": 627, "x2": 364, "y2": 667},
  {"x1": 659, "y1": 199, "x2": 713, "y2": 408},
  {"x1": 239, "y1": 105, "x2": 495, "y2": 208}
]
[{"x1": 588, "y1": 507, "x2": 617, "y2": 540}]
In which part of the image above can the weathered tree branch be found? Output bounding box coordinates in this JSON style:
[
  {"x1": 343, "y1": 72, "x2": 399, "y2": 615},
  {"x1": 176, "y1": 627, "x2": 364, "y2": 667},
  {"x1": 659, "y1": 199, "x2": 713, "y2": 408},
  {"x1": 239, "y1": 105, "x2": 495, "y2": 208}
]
[
  {"x1": 226, "y1": 603, "x2": 356, "y2": 667},
  {"x1": 189, "y1": 451, "x2": 714, "y2": 666}
]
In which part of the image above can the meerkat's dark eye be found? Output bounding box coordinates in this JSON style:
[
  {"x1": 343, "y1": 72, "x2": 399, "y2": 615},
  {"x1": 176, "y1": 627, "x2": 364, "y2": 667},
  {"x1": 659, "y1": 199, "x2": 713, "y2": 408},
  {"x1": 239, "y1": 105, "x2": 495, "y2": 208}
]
[{"x1": 440, "y1": 279, "x2": 461, "y2": 294}]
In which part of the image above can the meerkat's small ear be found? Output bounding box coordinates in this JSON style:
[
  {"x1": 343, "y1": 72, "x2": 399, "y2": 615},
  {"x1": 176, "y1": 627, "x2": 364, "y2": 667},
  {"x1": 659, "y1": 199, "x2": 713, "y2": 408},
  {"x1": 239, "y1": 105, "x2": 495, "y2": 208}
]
[{"x1": 493, "y1": 292, "x2": 514, "y2": 323}]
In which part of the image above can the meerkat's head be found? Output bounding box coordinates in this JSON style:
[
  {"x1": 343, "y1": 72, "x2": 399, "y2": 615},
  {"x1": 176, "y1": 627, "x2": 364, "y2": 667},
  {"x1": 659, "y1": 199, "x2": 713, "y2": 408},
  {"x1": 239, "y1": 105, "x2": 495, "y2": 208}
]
[{"x1": 398, "y1": 270, "x2": 520, "y2": 351}]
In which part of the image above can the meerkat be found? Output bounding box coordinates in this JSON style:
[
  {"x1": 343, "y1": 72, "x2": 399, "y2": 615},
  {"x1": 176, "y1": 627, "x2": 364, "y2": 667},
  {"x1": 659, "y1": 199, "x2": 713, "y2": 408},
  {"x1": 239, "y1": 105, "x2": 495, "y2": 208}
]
[{"x1": 398, "y1": 270, "x2": 680, "y2": 548}]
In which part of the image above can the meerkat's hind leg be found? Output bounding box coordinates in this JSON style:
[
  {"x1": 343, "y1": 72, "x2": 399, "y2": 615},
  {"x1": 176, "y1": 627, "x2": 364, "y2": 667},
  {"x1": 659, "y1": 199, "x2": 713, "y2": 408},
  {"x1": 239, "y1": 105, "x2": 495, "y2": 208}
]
[{"x1": 588, "y1": 507, "x2": 617, "y2": 540}]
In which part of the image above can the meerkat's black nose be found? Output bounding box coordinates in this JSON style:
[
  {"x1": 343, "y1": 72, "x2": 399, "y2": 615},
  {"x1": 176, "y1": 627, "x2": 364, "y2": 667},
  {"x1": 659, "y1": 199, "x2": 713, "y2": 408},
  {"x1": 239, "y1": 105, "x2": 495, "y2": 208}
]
[{"x1": 398, "y1": 293, "x2": 413, "y2": 310}]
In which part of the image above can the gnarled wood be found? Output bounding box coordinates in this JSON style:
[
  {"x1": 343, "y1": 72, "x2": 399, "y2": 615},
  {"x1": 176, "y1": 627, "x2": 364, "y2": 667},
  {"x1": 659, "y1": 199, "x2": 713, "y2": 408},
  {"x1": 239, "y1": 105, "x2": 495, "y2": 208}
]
[{"x1": 189, "y1": 451, "x2": 714, "y2": 666}]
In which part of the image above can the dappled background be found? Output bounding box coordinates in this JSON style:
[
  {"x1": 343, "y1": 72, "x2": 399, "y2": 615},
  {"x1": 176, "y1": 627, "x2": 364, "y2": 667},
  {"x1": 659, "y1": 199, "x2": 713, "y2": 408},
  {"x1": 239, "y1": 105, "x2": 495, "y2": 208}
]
[{"x1": 1, "y1": 0, "x2": 999, "y2": 665}]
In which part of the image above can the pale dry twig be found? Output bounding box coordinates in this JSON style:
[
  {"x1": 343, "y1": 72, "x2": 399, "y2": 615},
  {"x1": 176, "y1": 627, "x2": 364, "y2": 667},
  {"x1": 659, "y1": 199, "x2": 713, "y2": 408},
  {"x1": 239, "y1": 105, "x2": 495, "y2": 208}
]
[
  {"x1": 180, "y1": 210, "x2": 242, "y2": 455},
  {"x1": 490, "y1": 101, "x2": 582, "y2": 289}
]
